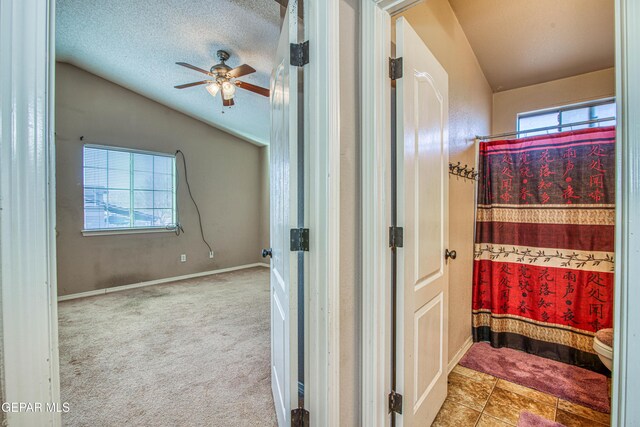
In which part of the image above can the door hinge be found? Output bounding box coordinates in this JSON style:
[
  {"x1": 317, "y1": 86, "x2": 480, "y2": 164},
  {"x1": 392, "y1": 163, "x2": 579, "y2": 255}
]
[
  {"x1": 290, "y1": 228, "x2": 310, "y2": 251},
  {"x1": 389, "y1": 226, "x2": 404, "y2": 249},
  {"x1": 291, "y1": 407, "x2": 310, "y2": 426},
  {"x1": 389, "y1": 57, "x2": 403, "y2": 80},
  {"x1": 388, "y1": 391, "x2": 403, "y2": 414},
  {"x1": 290, "y1": 41, "x2": 310, "y2": 67}
]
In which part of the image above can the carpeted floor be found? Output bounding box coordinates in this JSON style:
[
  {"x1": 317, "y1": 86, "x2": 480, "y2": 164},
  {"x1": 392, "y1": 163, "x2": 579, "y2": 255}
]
[
  {"x1": 459, "y1": 342, "x2": 610, "y2": 413},
  {"x1": 58, "y1": 267, "x2": 277, "y2": 427}
]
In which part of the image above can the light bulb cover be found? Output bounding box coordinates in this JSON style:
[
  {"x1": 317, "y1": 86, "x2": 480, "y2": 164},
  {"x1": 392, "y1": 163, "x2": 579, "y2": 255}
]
[
  {"x1": 221, "y1": 81, "x2": 236, "y2": 100},
  {"x1": 205, "y1": 82, "x2": 219, "y2": 97}
]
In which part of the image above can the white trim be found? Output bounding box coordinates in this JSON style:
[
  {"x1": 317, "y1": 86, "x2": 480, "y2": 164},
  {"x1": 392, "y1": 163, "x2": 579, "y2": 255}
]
[
  {"x1": 81, "y1": 227, "x2": 176, "y2": 236},
  {"x1": 306, "y1": 0, "x2": 341, "y2": 425},
  {"x1": 447, "y1": 336, "x2": 473, "y2": 374},
  {"x1": 361, "y1": 1, "x2": 425, "y2": 426},
  {"x1": 1, "y1": 0, "x2": 61, "y2": 425},
  {"x1": 360, "y1": 1, "x2": 392, "y2": 426},
  {"x1": 612, "y1": 0, "x2": 640, "y2": 425},
  {"x1": 57, "y1": 263, "x2": 268, "y2": 302},
  {"x1": 83, "y1": 143, "x2": 176, "y2": 158}
]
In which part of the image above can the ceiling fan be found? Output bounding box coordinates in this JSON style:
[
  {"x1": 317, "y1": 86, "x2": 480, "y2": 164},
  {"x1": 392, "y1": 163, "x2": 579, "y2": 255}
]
[{"x1": 174, "y1": 50, "x2": 270, "y2": 107}]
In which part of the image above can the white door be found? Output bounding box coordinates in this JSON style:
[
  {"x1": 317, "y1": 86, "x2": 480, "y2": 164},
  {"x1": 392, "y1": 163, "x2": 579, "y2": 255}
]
[
  {"x1": 396, "y1": 17, "x2": 450, "y2": 426},
  {"x1": 270, "y1": 2, "x2": 299, "y2": 426}
]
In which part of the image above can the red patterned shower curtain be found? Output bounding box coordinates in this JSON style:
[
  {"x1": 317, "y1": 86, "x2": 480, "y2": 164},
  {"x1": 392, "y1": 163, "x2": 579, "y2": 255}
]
[{"x1": 472, "y1": 126, "x2": 615, "y2": 373}]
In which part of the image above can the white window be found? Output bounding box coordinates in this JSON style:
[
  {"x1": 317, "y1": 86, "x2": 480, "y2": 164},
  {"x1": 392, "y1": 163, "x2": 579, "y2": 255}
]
[
  {"x1": 517, "y1": 98, "x2": 616, "y2": 137},
  {"x1": 83, "y1": 145, "x2": 176, "y2": 231}
]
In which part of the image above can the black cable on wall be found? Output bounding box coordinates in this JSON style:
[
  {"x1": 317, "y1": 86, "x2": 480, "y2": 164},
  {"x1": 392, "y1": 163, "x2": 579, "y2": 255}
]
[{"x1": 173, "y1": 149, "x2": 213, "y2": 255}]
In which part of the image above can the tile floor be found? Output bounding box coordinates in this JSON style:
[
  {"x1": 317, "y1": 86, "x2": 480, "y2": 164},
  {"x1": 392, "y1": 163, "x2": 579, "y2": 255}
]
[{"x1": 433, "y1": 364, "x2": 611, "y2": 427}]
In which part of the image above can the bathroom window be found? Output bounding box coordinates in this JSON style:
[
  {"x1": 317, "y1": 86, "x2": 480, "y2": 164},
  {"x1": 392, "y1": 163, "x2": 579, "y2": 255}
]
[
  {"x1": 83, "y1": 145, "x2": 177, "y2": 233},
  {"x1": 517, "y1": 98, "x2": 616, "y2": 137}
]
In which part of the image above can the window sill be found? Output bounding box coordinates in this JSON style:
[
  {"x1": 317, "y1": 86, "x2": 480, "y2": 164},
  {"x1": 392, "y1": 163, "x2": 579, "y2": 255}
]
[{"x1": 81, "y1": 227, "x2": 176, "y2": 237}]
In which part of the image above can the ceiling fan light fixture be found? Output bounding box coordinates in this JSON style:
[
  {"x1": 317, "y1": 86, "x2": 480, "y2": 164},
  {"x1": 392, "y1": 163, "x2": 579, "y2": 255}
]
[
  {"x1": 221, "y1": 81, "x2": 236, "y2": 100},
  {"x1": 205, "y1": 82, "x2": 220, "y2": 97}
]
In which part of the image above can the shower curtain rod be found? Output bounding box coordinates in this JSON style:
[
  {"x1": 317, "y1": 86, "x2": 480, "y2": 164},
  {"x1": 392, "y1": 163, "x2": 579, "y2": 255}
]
[{"x1": 476, "y1": 116, "x2": 616, "y2": 141}]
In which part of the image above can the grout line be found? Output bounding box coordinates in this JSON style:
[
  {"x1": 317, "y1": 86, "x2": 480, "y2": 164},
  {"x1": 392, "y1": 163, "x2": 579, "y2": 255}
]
[
  {"x1": 474, "y1": 375, "x2": 500, "y2": 427},
  {"x1": 481, "y1": 376, "x2": 499, "y2": 413}
]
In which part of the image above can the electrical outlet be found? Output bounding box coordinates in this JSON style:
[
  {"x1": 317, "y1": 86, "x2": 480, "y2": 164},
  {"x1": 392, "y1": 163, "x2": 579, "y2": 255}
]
[
  {"x1": 180, "y1": 254, "x2": 187, "y2": 262},
  {"x1": 209, "y1": 251, "x2": 214, "y2": 259}
]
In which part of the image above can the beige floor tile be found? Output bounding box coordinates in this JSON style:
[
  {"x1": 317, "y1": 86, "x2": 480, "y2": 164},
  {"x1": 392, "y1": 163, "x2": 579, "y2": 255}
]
[
  {"x1": 556, "y1": 409, "x2": 609, "y2": 427},
  {"x1": 452, "y1": 365, "x2": 498, "y2": 387},
  {"x1": 483, "y1": 387, "x2": 556, "y2": 425},
  {"x1": 557, "y1": 400, "x2": 610, "y2": 425},
  {"x1": 495, "y1": 379, "x2": 557, "y2": 406},
  {"x1": 476, "y1": 413, "x2": 515, "y2": 427},
  {"x1": 446, "y1": 371, "x2": 494, "y2": 411},
  {"x1": 432, "y1": 398, "x2": 481, "y2": 427}
]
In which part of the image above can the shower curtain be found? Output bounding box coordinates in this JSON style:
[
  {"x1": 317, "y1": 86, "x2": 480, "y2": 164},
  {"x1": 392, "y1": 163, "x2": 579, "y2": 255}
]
[{"x1": 472, "y1": 126, "x2": 615, "y2": 373}]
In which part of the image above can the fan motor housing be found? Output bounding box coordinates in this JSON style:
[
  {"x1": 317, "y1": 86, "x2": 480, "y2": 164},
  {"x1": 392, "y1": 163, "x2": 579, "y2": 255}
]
[{"x1": 210, "y1": 50, "x2": 232, "y2": 75}]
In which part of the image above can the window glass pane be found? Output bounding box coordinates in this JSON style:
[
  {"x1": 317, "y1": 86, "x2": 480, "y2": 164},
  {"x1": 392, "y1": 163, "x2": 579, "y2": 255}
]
[
  {"x1": 153, "y1": 191, "x2": 173, "y2": 209},
  {"x1": 105, "y1": 209, "x2": 131, "y2": 228},
  {"x1": 104, "y1": 187, "x2": 131, "y2": 227},
  {"x1": 593, "y1": 103, "x2": 617, "y2": 127},
  {"x1": 133, "y1": 154, "x2": 154, "y2": 172},
  {"x1": 133, "y1": 209, "x2": 154, "y2": 227},
  {"x1": 84, "y1": 167, "x2": 107, "y2": 188},
  {"x1": 153, "y1": 173, "x2": 173, "y2": 191},
  {"x1": 84, "y1": 188, "x2": 103, "y2": 207},
  {"x1": 133, "y1": 171, "x2": 154, "y2": 190},
  {"x1": 107, "y1": 189, "x2": 131, "y2": 209},
  {"x1": 84, "y1": 188, "x2": 108, "y2": 229},
  {"x1": 84, "y1": 148, "x2": 107, "y2": 168},
  {"x1": 108, "y1": 168, "x2": 130, "y2": 189},
  {"x1": 518, "y1": 112, "x2": 558, "y2": 136},
  {"x1": 154, "y1": 156, "x2": 173, "y2": 175},
  {"x1": 134, "y1": 190, "x2": 154, "y2": 209},
  {"x1": 153, "y1": 209, "x2": 174, "y2": 226},
  {"x1": 108, "y1": 150, "x2": 130, "y2": 170},
  {"x1": 560, "y1": 107, "x2": 590, "y2": 131}
]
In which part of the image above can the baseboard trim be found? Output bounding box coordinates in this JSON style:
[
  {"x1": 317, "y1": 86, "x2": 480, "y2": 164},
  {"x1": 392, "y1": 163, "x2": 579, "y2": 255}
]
[
  {"x1": 448, "y1": 336, "x2": 474, "y2": 374},
  {"x1": 58, "y1": 262, "x2": 269, "y2": 302}
]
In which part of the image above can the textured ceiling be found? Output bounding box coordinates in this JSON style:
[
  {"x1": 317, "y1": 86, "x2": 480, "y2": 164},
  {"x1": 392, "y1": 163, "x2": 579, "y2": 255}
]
[
  {"x1": 448, "y1": 0, "x2": 615, "y2": 92},
  {"x1": 56, "y1": 0, "x2": 282, "y2": 145}
]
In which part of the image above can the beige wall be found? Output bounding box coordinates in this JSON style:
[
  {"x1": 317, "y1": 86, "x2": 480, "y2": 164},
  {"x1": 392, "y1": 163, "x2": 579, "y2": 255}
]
[
  {"x1": 56, "y1": 63, "x2": 265, "y2": 296},
  {"x1": 492, "y1": 68, "x2": 615, "y2": 134},
  {"x1": 397, "y1": 0, "x2": 493, "y2": 362},
  {"x1": 259, "y1": 145, "x2": 270, "y2": 252}
]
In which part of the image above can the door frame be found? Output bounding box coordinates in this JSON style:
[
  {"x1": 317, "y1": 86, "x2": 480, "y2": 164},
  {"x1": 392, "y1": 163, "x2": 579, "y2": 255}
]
[
  {"x1": 0, "y1": 0, "x2": 341, "y2": 426},
  {"x1": 360, "y1": 0, "x2": 640, "y2": 425}
]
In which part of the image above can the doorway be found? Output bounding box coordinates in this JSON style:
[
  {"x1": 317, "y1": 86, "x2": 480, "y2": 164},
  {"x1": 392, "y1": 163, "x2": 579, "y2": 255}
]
[
  {"x1": 360, "y1": 0, "x2": 640, "y2": 426},
  {"x1": 0, "y1": 0, "x2": 342, "y2": 426}
]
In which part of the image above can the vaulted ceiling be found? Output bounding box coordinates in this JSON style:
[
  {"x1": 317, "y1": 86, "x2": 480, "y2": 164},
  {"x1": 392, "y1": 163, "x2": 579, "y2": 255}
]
[
  {"x1": 448, "y1": 0, "x2": 615, "y2": 92},
  {"x1": 56, "y1": 0, "x2": 282, "y2": 145}
]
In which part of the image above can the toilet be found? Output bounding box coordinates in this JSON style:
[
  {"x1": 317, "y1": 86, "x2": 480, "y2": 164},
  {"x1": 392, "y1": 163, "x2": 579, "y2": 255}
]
[{"x1": 593, "y1": 328, "x2": 613, "y2": 370}]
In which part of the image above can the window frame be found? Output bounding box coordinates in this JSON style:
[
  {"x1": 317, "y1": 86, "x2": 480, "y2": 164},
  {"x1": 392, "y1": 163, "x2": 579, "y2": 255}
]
[
  {"x1": 81, "y1": 144, "x2": 178, "y2": 236},
  {"x1": 517, "y1": 97, "x2": 616, "y2": 136}
]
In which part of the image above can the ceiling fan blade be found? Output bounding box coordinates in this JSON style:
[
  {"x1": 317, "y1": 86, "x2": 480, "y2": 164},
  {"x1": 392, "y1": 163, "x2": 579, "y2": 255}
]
[
  {"x1": 235, "y1": 81, "x2": 270, "y2": 97},
  {"x1": 222, "y1": 98, "x2": 235, "y2": 107},
  {"x1": 174, "y1": 80, "x2": 209, "y2": 89},
  {"x1": 227, "y1": 64, "x2": 256, "y2": 78},
  {"x1": 176, "y1": 62, "x2": 212, "y2": 76}
]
